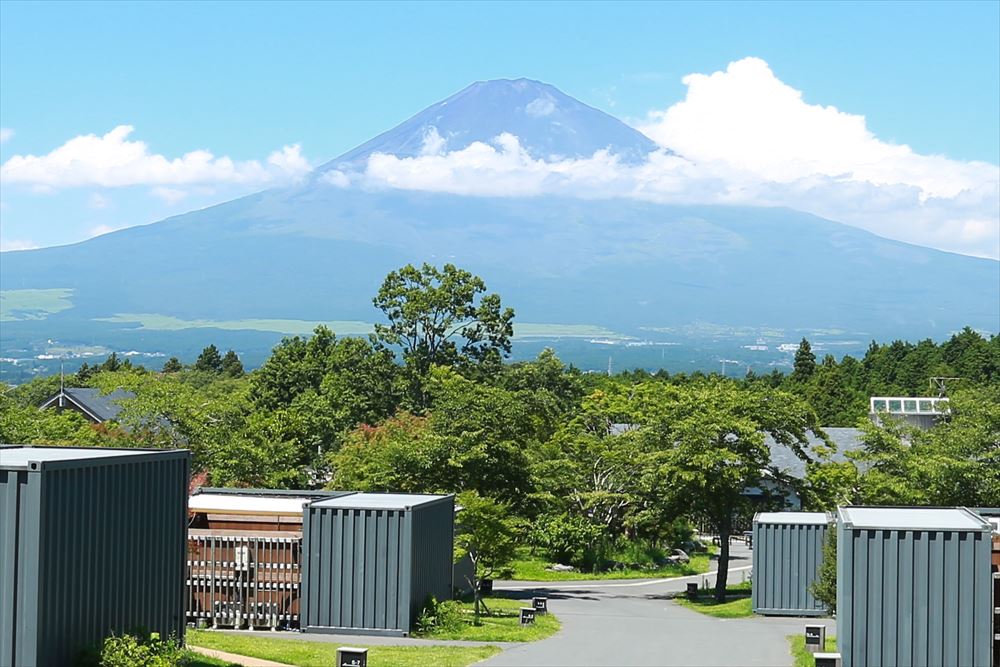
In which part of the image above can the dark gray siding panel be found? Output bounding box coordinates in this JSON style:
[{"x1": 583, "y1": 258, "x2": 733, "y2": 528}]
[
  {"x1": 837, "y1": 522, "x2": 992, "y2": 667},
  {"x1": 752, "y1": 520, "x2": 827, "y2": 616},
  {"x1": 0, "y1": 449, "x2": 189, "y2": 667},
  {"x1": 301, "y1": 496, "x2": 454, "y2": 635}
]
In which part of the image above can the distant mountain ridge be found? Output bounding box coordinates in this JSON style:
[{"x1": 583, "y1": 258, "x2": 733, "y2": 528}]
[
  {"x1": 320, "y1": 78, "x2": 659, "y2": 169},
  {"x1": 1, "y1": 78, "x2": 997, "y2": 367}
]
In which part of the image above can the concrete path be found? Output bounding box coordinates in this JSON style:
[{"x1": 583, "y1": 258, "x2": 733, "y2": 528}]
[
  {"x1": 189, "y1": 644, "x2": 291, "y2": 666},
  {"x1": 482, "y1": 545, "x2": 835, "y2": 667}
]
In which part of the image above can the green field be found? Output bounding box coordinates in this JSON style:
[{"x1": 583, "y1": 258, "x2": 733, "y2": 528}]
[
  {"x1": 94, "y1": 313, "x2": 621, "y2": 340},
  {"x1": 414, "y1": 596, "x2": 560, "y2": 642},
  {"x1": 789, "y1": 634, "x2": 837, "y2": 667},
  {"x1": 96, "y1": 313, "x2": 375, "y2": 335},
  {"x1": 0, "y1": 289, "x2": 75, "y2": 321},
  {"x1": 674, "y1": 581, "x2": 753, "y2": 618},
  {"x1": 186, "y1": 630, "x2": 500, "y2": 667},
  {"x1": 510, "y1": 553, "x2": 711, "y2": 581}
]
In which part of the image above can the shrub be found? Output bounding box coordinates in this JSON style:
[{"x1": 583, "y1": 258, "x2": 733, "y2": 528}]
[
  {"x1": 416, "y1": 596, "x2": 465, "y2": 633},
  {"x1": 809, "y1": 524, "x2": 837, "y2": 614},
  {"x1": 81, "y1": 631, "x2": 187, "y2": 667},
  {"x1": 531, "y1": 513, "x2": 603, "y2": 568}
]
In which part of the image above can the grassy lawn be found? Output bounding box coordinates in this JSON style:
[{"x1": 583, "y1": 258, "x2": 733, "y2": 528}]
[
  {"x1": 674, "y1": 581, "x2": 753, "y2": 619},
  {"x1": 510, "y1": 552, "x2": 711, "y2": 581},
  {"x1": 0, "y1": 288, "x2": 75, "y2": 321},
  {"x1": 414, "y1": 596, "x2": 560, "y2": 642},
  {"x1": 187, "y1": 630, "x2": 500, "y2": 667},
  {"x1": 789, "y1": 635, "x2": 837, "y2": 667}
]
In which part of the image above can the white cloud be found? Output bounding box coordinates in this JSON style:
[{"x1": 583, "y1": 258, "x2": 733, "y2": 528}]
[
  {"x1": 0, "y1": 239, "x2": 37, "y2": 252},
  {"x1": 150, "y1": 186, "x2": 188, "y2": 204},
  {"x1": 0, "y1": 125, "x2": 312, "y2": 189},
  {"x1": 525, "y1": 95, "x2": 557, "y2": 117},
  {"x1": 343, "y1": 58, "x2": 999, "y2": 259},
  {"x1": 0, "y1": 128, "x2": 12, "y2": 143},
  {"x1": 88, "y1": 193, "x2": 111, "y2": 209}
]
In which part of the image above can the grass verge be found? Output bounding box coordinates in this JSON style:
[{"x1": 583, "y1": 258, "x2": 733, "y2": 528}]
[
  {"x1": 510, "y1": 553, "x2": 711, "y2": 581},
  {"x1": 414, "y1": 596, "x2": 560, "y2": 642},
  {"x1": 674, "y1": 581, "x2": 753, "y2": 618},
  {"x1": 186, "y1": 630, "x2": 501, "y2": 667},
  {"x1": 789, "y1": 635, "x2": 837, "y2": 667}
]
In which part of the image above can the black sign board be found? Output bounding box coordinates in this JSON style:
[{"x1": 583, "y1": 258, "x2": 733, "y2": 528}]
[
  {"x1": 520, "y1": 607, "x2": 536, "y2": 625},
  {"x1": 479, "y1": 579, "x2": 494, "y2": 595},
  {"x1": 813, "y1": 653, "x2": 841, "y2": 667},
  {"x1": 336, "y1": 647, "x2": 368, "y2": 667},
  {"x1": 805, "y1": 625, "x2": 826, "y2": 653},
  {"x1": 686, "y1": 582, "x2": 699, "y2": 599},
  {"x1": 532, "y1": 596, "x2": 548, "y2": 614}
]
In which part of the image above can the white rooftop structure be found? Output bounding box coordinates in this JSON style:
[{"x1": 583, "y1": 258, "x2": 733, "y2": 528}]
[
  {"x1": 311, "y1": 493, "x2": 449, "y2": 511},
  {"x1": 838, "y1": 507, "x2": 990, "y2": 531},
  {"x1": 754, "y1": 511, "x2": 829, "y2": 525},
  {"x1": 0, "y1": 446, "x2": 149, "y2": 469},
  {"x1": 188, "y1": 493, "x2": 315, "y2": 516}
]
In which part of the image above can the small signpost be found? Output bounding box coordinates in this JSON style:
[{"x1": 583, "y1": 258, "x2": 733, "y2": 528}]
[
  {"x1": 686, "y1": 582, "x2": 699, "y2": 599},
  {"x1": 805, "y1": 625, "x2": 826, "y2": 653},
  {"x1": 479, "y1": 579, "x2": 493, "y2": 595},
  {"x1": 532, "y1": 596, "x2": 548, "y2": 614},
  {"x1": 520, "y1": 607, "x2": 536, "y2": 625},
  {"x1": 336, "y1": 647, "x2": 368, "y2": 667},
  {"x1": 813, "y1": 652, "x2": 841, "y2": 667}
]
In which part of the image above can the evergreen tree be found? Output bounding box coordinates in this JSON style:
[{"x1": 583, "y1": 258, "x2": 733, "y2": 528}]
[
  {"x1": 221, "y1": 350, "x2": 245, "y2": 378},
  {"x1": 100, "y1": 352, "x2": 122, "y2": 372},
  {"x1": 194, "y1": 344, "x2": 224, "y2": 373},
  {"x1": 792, "y1": 338, "x2": 816, "y2": 381},
  {"x1": 162, "y1": 357, "x2": 183, "y2": 373},
  {"x1": 75, "y1": 362, "x2": 94, "y2": 382}
]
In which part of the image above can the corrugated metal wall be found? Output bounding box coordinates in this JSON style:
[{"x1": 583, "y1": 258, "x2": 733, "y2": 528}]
[
  {"x1": 0, "y1": 449, "x2": 189, "y2": 667},
  {"x1": 837, "y1": 522, "x2": 993, "y2": 667},
  {"x1": 751, "y1": 519, "x2": 827, "y2": 616},
  {"x1": 301, "y1": 496, "x2": 454, "y2": 635}
]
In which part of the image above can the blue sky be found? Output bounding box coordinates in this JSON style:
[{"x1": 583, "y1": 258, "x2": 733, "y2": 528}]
[{"x1": 1, "y1": 0, "x2": 998, "y2": 255}]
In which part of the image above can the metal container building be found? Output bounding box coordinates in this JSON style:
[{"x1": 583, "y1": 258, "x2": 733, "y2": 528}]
[
  {"x1": 301, "y1": 493, "x2": 455, "y2": 636},
  {"x1": 1, "y1": 445, "x2": 190, "y2": 667},
  {"x1": 836, "y1": 506, "x2": 993, "y2": 667},
  {"x1": 751, "y1": 511, "x2": 830, "y2": 616},
  {"x1": 186, "y1": 487, "x2": 351, "y2": 630}
]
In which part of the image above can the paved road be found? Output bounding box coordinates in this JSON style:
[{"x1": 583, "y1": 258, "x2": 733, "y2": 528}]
[{"x1": 482, "y1": 545, "x2": 835, "y2": 667}]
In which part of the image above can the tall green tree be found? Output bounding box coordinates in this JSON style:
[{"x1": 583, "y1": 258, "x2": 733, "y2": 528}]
[
  {"x1": 161, "y1": 357, "x2": 183, "y2": 373},
  {"x1": 792, "y1": 337, "x2": 816, "y2": 382},
  {"x1": 194, "y1": 344, "x2": 224, "y2": 373},
  {"x1": 220, "y1": 350, "x2": 245, "y2": 378},
  {"x1": 373, "y1": 263, "x2": 514, "y2": 408}
]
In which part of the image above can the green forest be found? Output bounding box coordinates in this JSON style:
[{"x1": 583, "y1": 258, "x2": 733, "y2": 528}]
[{"x1": 2, "y1": 263, "x2": 998, "y2": 599}]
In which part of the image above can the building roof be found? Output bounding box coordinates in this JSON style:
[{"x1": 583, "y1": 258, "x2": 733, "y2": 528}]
[
  {"x1": 310, "y1": 493, "x2": 451, "y2": 511},
  {"x1": 755, "y1": 511, "x2": 829, "y2": 525},
  {"x1": 1, "y1": 445, "x2": 155, "y2": 470},
  {"x1": 838, "y1": 506, "x2": 991, "y2": 531},
  {"x1": 766, "y1": 427, "x2": 863, "y2": 480},
  {"x1": 40, "y1": 387, "x2": 136, "y2": 422},
  {"x1": 189, "y1": 493, "x2": 315, "y2": 516}
]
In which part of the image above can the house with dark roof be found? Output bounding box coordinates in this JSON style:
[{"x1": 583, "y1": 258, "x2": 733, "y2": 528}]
[{"x1": 40, "y1": 387, "x2": 135, "y2": 424}]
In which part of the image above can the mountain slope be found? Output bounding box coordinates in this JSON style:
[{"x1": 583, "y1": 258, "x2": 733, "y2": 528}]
[{"x1": 320, "y1": 78, "x2": 659, "y2": 169}]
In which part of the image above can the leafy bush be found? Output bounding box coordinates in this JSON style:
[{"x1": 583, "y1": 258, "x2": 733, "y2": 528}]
[
  {"x1": 416, "y1": 596, "x2": 465, "y2": 633},
  {"x1": 809, "y1": 524, "x2": 837, "y2": 614},
  {"x1": 661, "y1": 517, "x2": 695, "y2": 550},
  {"x1": 82, "y1": 631, "x2": 188, "y2": 667},
  {"x1": 612, "y1": 540, "x2": 667, "y2": 568},
  {"x1": 531, "y1": 513, "x2": 604, "y2": 568}
]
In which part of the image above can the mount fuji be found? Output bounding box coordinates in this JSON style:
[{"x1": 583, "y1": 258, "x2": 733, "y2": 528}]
[{"x1": 1, "y1": 78, "x2": 997, "y2": 371}]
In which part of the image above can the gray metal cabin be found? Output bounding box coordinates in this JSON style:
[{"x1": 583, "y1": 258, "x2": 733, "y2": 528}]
[
  {"x1": 836, "y1": 506, "x2": 993, "y2": 667},
  {"x1": 301, "y1": 493, "x2": 455, "y2": 636},
  {"x1": 751, "y1": 511, "x2": 829, "y2": 616},
  {"x1": 1, "y1": 446, "x2": 190, "y2": 667}
]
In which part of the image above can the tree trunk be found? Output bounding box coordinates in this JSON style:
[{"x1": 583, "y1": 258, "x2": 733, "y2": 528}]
[{"x1": 714, "y1": 516, "x2": 731, "y2": 602}]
